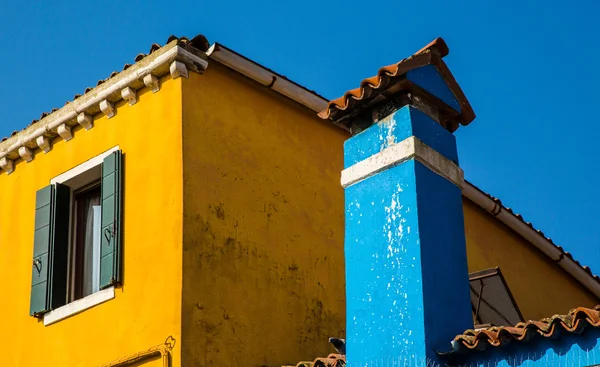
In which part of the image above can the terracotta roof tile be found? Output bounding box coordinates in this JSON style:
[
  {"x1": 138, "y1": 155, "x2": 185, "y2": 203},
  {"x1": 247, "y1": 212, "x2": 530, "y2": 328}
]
[
  {"x1": 283, "y1": 354, "x2": 346, "y2": 367},
  {"x1": 453, "y1": 306, "x2": 600, "y2": 353},
  {"x1": 1, "y1": 34, "x2": 209, "y2": 143},
  {"x1": 318, "y1": 37, "x2": 475, "y2": 132}
]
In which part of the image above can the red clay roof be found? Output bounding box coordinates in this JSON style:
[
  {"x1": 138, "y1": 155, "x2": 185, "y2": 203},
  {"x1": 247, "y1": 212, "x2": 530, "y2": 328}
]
[
  {"x1": 317, "y1": 37, "x2": 475, "y2": 132},
  {"x1": 453, "y1": 306, "x2": 600, "y2": 352},
  {"x1": 282, "y1": 354, "x2": 346, "y2": 367}
]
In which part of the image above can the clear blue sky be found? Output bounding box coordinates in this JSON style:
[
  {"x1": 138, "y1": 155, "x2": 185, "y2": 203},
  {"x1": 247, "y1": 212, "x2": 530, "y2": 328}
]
[{"x1": 1, "y1": 1, "x2": 599, "y2": 271}]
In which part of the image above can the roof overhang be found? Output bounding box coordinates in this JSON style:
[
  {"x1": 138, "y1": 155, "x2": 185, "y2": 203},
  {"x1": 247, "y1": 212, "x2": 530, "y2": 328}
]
[
  {"x1": 0, "y1": 39, "x2": 208, "y2": 173},
  {"x1": 318, "y1": 38, "x2": 476, "y2": 133}
]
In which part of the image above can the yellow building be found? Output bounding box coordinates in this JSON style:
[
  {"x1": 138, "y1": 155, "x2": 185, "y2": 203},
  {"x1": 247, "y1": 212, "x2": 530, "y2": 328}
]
[{"x1": 0, "y1": 34, "x2": 597, "y2": 366}]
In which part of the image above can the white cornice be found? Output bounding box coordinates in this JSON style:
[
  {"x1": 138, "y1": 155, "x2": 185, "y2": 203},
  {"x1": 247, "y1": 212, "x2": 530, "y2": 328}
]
[
  {"x1": 1, "y1": 40, "x2": 346, "y2": 175},
  {"x1": 0, "y1": 42, "x2": 208, "y2": 174}
]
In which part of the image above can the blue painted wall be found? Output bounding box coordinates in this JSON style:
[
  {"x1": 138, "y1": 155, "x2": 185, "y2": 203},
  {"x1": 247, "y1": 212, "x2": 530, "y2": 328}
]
[
  {"x1": 343, "y1": 106, "x2": 459, "y2": 168},
  {"x1": 406, "y1": 64, "x2": 461, "y2": 112},
  {"x1": 343, "y1": 105, "x2": 472, "y2": 366}
]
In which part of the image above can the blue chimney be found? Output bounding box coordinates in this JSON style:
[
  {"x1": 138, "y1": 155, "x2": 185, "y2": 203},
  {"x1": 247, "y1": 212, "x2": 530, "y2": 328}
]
[{"x1": 335, "y1": 39, "x2": 476, "y2": 366}]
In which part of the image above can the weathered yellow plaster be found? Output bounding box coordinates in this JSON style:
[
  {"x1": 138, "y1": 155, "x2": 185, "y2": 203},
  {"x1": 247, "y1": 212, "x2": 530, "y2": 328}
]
[
  {"x1": 463, "y1": 198, "x2": 597, "y2": 321},
  {"x1": 3, "y1": 48, "x2": 593, "y2": 367},
  {"x1": 0, "y1": 76, "x2": 183, "y2": 366},
  {"x1": 180, "y1": 63, "x2": 349, "y2": 366}
]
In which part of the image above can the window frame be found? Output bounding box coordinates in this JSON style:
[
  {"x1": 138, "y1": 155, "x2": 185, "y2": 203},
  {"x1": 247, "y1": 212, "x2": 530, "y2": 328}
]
[
  {"x1": 469, "y1": 266, "x2": 524, "y2": 328},
  {"x1": 40, "y1": 146, "x2": 120, "y2": 325}
]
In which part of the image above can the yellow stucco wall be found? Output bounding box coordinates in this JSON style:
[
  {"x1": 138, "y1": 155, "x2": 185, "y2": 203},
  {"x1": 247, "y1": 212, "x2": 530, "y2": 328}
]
[
  {"x1": 181, "y1": 64, "x2": 348, "y2": 366},
  {"x1": 4, "y1": 52, "x2": 595, "y2": 367},
  {"x1": 463, "y1": 197, "x2": 597, "y2": 321},
  {"x1": 0, "y1": 76, "x2": 183, "y2": 366}
]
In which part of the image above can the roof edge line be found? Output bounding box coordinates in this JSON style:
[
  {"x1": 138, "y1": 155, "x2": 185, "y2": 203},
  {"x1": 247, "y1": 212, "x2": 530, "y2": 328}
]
[
  {"x1": 206, "y1": 43, "x2": 350, "y2": 133},
  {"x1": 0, "y1": 42, "x2": 208, "y2": 172},
  {"x1": 462, "y1": 181, "x2": 600, "y2": 299}
]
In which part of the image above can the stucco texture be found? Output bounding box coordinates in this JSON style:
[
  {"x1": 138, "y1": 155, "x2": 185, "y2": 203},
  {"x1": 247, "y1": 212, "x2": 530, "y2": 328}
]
[
  {"x1": 0, "y1": 77, "x2": 183, "y2": 366},
  {"x1": 463, "y1": 198, "x2": 597, "y2": 321},
  {"x1": 181, "y1": 64, "x2": 348, "y2": 367}
]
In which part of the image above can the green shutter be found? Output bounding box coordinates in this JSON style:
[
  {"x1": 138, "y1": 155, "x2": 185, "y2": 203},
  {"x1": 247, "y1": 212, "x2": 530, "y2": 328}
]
[
  {"x1": 100, "y1": 150, "x2": 122, "y2": 288},
  {"x1": 30, "y1": 184, "x2": 70, "y2": 316},
  {"x1": 30, "y1": 186, "x2": 53, "y2": 316},
  {"x1": 49, "y1": 183, "x2": 70, "y2": 310}
]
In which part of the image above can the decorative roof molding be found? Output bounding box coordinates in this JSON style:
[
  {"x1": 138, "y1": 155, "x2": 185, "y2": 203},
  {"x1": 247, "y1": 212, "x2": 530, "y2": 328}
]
[
  {"x1": 57, "y1": 124, "x2": 72, "y2": 141},
  {"x1": 170, "y1": 60, "x2": 189, "y2": 79},
  {"x1": 143, "y1": 74, "x2": 160, "y2": 93},
  {"x1": 0, "y1": 157, "x2": 13, "y2": 174},
  {"x1": 36, "y1": 136, "x2": 51, "y2": 153},
  {"x1": 121, "y1": 87, "x2": 137, "y2": 106},
  {"x1": 99, "y1": 100, "x2": 115, "y2": 119},
  {"x1": 18, "y1": 147, "x2": 33, "y2": 163},
  {"x1": 77, "y1": 113, "x2": 93, "y2": 130},
  {"x1": 0, "y1": 41, "x2": 208, "y2": 174}
]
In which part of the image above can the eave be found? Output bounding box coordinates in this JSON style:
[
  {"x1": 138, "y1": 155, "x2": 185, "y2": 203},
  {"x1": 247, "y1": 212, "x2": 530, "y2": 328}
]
[{"x1": 0, "y1": 40, "x2": 208, "y2": 174}]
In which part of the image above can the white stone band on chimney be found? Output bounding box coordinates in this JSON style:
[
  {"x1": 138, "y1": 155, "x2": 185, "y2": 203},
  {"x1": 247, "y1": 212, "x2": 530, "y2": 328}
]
[{"x1": 341, "y1": 136, "x2": 464, "y2": 189}]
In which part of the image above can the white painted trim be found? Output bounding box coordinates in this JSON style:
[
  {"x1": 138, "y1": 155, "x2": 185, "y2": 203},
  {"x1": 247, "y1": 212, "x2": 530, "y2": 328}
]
[
  {"x1": 43, "y1": 286, "x2": 115, "y2": 326},
  {"x1": 77, "y1": 113, "x2": 93, "y2": 130},
  {"x1": 341, "y1": 136, "x2": 464, "y2": 188},
  {"x1": 51, "y1": 146, "x2": 120, "y2": 184},
  {"x1": 0, "y1": 40, "x2": 339, "y2": 175},
  {"x1": 143, "y1": 74, "x2": 160, "y2": 93},
  {"x1": 99, "y1": 100, "x2": 115, "y2": 118},
  {"x1": 18, "y1": 146, "x2": 33, "y2": 162},
  {"x1": 57, "y1": 124, "x2": 72, "y2": 141},
  {"x1": 36, "y1": 135, "x2": 51, "y2": 153},
  {"x1": 0, "y1": 157, "x2": 14, "y2": 174},
  {"x1": 170, "y1": 60, "x2": 189, "y2": 79},
  {"x1": 0, "y1": 42, "x2": 208, "y2": 172},
  {"x1": 121, "y1": 87, "x2": 137, "y2": 106}
]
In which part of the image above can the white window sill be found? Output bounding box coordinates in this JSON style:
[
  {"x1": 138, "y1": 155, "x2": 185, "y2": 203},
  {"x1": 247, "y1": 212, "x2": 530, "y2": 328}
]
[{"x1": 43, "y1": 286, "x2": 115, "y2": 326}]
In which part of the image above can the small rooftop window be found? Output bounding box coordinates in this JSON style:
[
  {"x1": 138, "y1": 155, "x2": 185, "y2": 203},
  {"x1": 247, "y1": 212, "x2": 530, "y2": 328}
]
[{"x1": 469, "y1": 267, "x2": 523, "y2": 328}]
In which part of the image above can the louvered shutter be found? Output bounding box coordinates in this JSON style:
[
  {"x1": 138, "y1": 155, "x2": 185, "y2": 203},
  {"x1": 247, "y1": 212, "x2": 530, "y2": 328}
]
[
  {"x1": 30, "y1": 184, "x2": 70, "y2": 316},
  {"x1": 100, "y1": 150, "x2": 122, "y2": 288},
  {"x1": 30, "y1": 186, "x2": 53, "y2": 316}
]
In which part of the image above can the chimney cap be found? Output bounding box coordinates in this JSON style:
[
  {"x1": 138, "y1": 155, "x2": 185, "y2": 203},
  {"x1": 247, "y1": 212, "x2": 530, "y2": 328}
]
[{"x1": 318, "y1": 37, "x2": 475, "y2": 133}]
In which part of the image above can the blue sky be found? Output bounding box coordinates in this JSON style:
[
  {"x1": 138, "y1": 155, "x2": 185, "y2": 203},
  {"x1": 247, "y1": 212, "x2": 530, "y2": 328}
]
[{"x1": 1, "y1": 1, "x2": 599, "y2": 271}]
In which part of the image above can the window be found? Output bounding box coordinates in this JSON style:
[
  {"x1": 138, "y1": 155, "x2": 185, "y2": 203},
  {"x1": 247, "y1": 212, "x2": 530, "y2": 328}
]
[
  {"x1": 29, "y1": 148, "x2": 123, "y2": 319},
  {"x1": 469, "y1": 267, "x2": 523, "y2": 328},
  {"x1": 71, "y1": 182, "x2": 102, "y2": 300}
]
